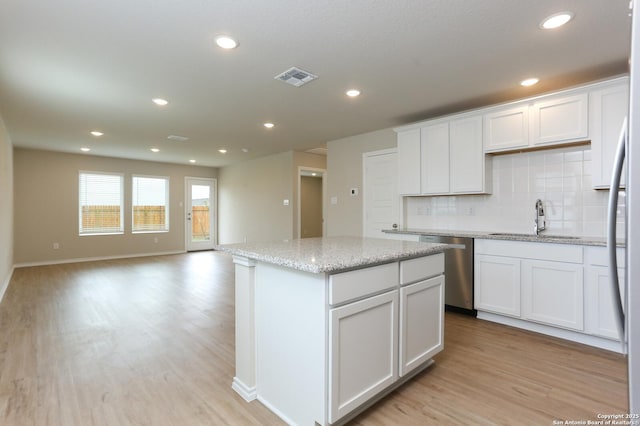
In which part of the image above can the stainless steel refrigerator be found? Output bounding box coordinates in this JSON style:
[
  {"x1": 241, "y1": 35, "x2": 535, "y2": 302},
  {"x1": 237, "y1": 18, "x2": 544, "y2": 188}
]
[{"x1": 610, "y1": 0, "x2": 640, "y2": 413}]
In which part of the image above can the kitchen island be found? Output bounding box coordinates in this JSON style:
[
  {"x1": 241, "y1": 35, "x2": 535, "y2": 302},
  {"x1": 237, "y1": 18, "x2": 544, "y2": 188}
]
[{"x1": 217, "y1": 236, "x2": 449, "y2": 425}]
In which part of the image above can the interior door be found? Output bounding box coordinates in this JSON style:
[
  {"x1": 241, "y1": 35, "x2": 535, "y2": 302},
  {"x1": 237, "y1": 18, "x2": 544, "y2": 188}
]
[
  {"x1": 363, "y1": 149, "x2": 399, "y2": 238},
  {"x1": 185, "y1": 177, "x2": 216, "y2": 251}
]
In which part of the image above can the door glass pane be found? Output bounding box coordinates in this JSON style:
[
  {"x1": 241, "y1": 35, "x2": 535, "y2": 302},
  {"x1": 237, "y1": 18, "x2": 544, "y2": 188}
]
[{"x1": 191, "y1": 185, "x2": 210, "y2": 242}]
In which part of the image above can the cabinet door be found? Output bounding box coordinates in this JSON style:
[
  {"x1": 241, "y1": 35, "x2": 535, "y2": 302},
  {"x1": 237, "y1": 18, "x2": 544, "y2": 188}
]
[
  {"x1": 589, "y1": 81, "x2": 629, "y2": 189},
  {"x1": 474, "y1": 254, "x2": 521, "y2": 317},
  {"x1": 530, "y1": 93, "x2": 588, "y2": 146},
  {"x1": 585, "y1": 265, "x2": 625, "y2": 340},
  {"x1": 328, "y1": 290, "x2": 398, "y2": 424},
  {"x1": 483, "y1": 105, "x2": 529, "y2": 152},
  {"x1": 450, "y1": 115, "x2": 484, "y2": 193},
  {"x1": 399, "y1": 275, "x2": 444, "y2": 377},
  {"x1": 420, "y1": 122, "x2": 450, "y2": 194},
  {"x1": 397, "y1": 129, "x2": 421, "y2": 195},
  {"x1": 521, "y1": 260, "x2": 584, "y2": 331}
]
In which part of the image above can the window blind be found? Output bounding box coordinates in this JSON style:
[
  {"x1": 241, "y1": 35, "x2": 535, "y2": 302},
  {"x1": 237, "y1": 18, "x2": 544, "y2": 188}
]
[
  {"x1": 132, "y1": 176, "x2": 169, "y2": 232},
  {"x1": 79, "y1": 172, "x2": 124, "y2": 234}
]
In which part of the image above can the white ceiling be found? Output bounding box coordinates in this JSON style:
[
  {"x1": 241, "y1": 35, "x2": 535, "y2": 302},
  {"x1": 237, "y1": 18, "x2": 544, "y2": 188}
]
[{"x1": 0, "y1": 0, "x2": 632, "y2": 167}]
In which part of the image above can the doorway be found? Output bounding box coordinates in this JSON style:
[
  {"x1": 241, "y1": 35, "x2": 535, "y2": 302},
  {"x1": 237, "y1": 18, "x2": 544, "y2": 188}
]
[
  {"x1": 185, "y1": 177, "x2": 217, "y2": 251},
  {"x1": 298, "y1": 167, "x2": 326, "y2": 238}
]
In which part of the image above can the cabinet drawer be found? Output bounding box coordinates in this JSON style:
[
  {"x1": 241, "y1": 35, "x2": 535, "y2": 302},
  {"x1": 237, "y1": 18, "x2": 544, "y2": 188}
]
[
  {"x1": 400, "y1": 253, "x2": 444, "y2": 285},
  {"x1": 475, "y1": 239, "x2": 583, "y2": 263},
  {"x1": 329, "y1": 262, "x2": 398, "y2": 305}
]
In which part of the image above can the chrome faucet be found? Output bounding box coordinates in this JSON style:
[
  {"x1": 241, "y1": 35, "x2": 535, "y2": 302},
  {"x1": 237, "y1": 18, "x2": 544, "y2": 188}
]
[{"x1": 534, "y1": 199, "x2": 546, "y2": 235}]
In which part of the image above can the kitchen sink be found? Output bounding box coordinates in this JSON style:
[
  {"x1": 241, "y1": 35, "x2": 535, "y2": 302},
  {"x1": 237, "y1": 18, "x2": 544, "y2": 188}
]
[{"x1": 488, "y1": 233, "x2": 580, "y2": 240}]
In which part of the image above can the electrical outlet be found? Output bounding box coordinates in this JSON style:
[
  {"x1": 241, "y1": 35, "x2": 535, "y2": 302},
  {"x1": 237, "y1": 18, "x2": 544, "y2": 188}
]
[
  {"x1": 330, "y1": 196, "x2": 338, "y2": 205},
  {"x1": 53, "y1": 242, "x2": 60, "y2": 250},
  {"x1": 283, "y1": 199, "x2": 290, "y2": 206}
]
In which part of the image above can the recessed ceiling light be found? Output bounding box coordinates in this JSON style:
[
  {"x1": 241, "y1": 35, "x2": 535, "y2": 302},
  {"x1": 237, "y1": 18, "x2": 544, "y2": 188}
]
[
  {"x1": 215, "y1": 35, "x2": 238, "y2": 49},
  {"x1": 218, "y1": 149, "x2": 227, "y2": 154},
  {"x1": 90, "y1": 131, "x2": 103, "y2": 137},
  {"x1": 540, "y1": 12, "x2": 574, "y2": 29},
  {"x1": 151, "y1": 148, "x2": 160, "y2": 153},
  {"x1": 311, "y1": 173, "x2": 317, "y2": 176},
  {"x1": 81, "y1": 147, "x2": 91, "y2": 152},
  {"x1": 189, "y1": 159, "x2": 196, "y2": 163},
  {"x1": 264, "y1": 122, "x2": 275, "y2": 129},
  {"x1": 521, "y1": 78, "x2": 540, "y2": 87},
  {"x1": 346, "y1": 89, "x2": 361, "y2": 97},
  {"x1": 242, "y1": 148, "x2": 249, "y2": 153},
  {"x1": 152, "y1": 98, "x2": 168, "y2": 106}
]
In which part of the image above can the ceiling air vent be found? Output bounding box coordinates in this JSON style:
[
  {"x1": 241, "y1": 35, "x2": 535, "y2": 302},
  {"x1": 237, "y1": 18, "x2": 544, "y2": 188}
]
[
  {"x1": 167, "y1": 135, "x2": 189, "y2": 142},
  {"x1": 274, "y1": 67, "x2": 318, "y2": 87}
]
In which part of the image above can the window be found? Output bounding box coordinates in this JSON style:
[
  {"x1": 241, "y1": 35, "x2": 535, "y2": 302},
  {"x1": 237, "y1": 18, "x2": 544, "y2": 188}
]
[
  {"x1": 79, "y1": 172, "x2": 124, "y2": 235},
  {"x1": 132, "y1": 175, "x2": 169, "y2": 232}
]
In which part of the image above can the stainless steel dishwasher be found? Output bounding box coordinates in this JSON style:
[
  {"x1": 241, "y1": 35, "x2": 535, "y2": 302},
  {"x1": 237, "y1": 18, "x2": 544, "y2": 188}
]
[{"x1": 419, "y1": 235, "x2": 476, "y2": 316}]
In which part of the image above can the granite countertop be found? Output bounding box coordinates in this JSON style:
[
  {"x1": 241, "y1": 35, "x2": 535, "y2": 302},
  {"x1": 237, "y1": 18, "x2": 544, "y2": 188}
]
[
  {"x1": 216, "y1": 236, "x2": 449, "y2": 274},
  {"x1": 383, "y1": 228, "x2": 625, "y2": 247}
]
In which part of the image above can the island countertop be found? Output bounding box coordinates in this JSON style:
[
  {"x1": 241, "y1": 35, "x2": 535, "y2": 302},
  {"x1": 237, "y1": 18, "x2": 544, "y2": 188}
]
[{"x1": 216, "y1": 236, "x2": 449, "y2": 274}]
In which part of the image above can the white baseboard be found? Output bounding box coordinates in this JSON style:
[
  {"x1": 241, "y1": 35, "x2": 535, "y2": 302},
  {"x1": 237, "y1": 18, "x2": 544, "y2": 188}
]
[
  {"x1": 232, "y1": 377, "x2": 257, "y2": 402},
  {"x1": 13, "y1": 250, "x2": 186, "y2": 268},
  {"x1": 0, "y1": 265, "x2": 15, "y2": 305}
]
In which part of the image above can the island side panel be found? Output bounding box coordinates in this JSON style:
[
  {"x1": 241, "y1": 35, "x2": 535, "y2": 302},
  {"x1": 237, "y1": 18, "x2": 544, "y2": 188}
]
[
  {"x1": 255, "y1": 262, "x2": 327, "y2": 426},
  {"x1": 231, "y1": 255, "x2": 258, "y2": 401}
]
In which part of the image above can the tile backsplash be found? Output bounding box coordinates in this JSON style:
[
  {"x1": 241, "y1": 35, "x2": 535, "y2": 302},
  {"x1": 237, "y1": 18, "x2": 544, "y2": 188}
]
[{"x1": 404, "y1": 145, "x2": 626, "y2": 239}]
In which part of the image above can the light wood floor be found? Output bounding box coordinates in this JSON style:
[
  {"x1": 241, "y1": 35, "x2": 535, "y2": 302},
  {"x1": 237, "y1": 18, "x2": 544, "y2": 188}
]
[{"x1": 0, "y1": 252, "x2": 628, "y2": 425}]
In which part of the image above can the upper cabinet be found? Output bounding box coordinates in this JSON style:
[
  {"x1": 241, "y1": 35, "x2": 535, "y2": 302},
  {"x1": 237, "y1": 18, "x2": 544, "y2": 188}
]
[
  {"x1": 529, "y1": 93, "x2": 589, "y2": 146},
  {"x1": 397, "y1": 129, "x2": 421, "y2": 195},
  {"x1": 397, "y1": 112, "x2": 490, "y2": 196},
  {"x1": 396, "y1": 76, "x2": 629, "y2": 196},
  {"x1": 484, "y1": 92, "x2": 588, "y2": 153},
  {"x1": 589, "y1": 77, "x2": 629, "y2": 189},
  {"x1": 483, "y1": 105, "x2": 529, "y2": 152}
]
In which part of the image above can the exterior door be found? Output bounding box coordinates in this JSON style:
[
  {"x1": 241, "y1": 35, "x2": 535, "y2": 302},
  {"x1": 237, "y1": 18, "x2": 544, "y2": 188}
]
[
  {"x1": 363, "y1": 149, "x2": 399, "y2": 238},
  {"x1": 185, "y1": 177, "x2": 216, "y2": 251}
]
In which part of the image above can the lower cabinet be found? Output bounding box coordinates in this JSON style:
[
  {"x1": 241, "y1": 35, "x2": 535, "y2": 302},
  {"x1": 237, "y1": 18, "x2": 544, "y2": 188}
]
[
  {"x1": 584, "y1": 246, "x2": 626, "y2": 340},
  {"x1": 328, "y1": 290, "x2": 398, "y2": 424},
  {"x1": 474, "y1": 239, "x2": 626, "y2": 350},
  {"x1": 521, "y1": 260, "x2": 584, "y2": 330},
  {"x1": 328, "y1": 254, "x2": 444, "y2": 424},
  {"x1": 399, "y1": 275, "x2": 444, "y2": 376},
  {"x1": 474, "y1": 254, "x2": 521, "y2": 317}
]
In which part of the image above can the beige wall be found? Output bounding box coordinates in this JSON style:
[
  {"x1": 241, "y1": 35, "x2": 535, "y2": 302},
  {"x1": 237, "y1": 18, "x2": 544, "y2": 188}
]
[
  {"x1": 13, "y1": 148, "x2": 217, "y2": 265},
  {"x1": 218, "y1": 150, "x2": 326, "y2": 244},
  {"x1": 326, "y1": 128, "x2": 396, "y2": 236},
  {"x1": 300, "y1": 176, "x2": 323, "y2": 238},
  {"x1": 0, "y1": 117, "x2": 13, "y2": 300}
]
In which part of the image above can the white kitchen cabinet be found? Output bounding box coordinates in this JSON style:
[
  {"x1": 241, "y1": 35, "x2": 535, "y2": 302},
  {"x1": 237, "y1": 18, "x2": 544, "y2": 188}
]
[
  {"x1": 474, "y1": 254, "x2": 521, "y2": 317},
  {"x1": 521, "y1": 260, "x2": 584, "y2": 331},
  {"x1": 484, "y1": 89, "x2": 589, "y2": 153},
  {"x1": 589, "y1": 77, "x2": 629, "y2": 189},
  {"x1": 396, "y1": 113, "x2": 489, "y2": 196},
  {"x1": 585, "y1": 246, "x2": 626, "y2": 340},
  {"x1": 483, "y1": 105, "x2": 529, "y2": 152},
  {"x1": 474, "y1": 239, "x2": 626, "y2": 352},
  {"x1": 450, "y1": 114, "x2": 487, "y2": 193},
  {"x1": 329, "y1": 290, "x2": 398, "y2": 424},
  {"x1": 529, "y1": 93, "x2": 589, "y2": 146},
  {"x1": 399, "y1": 275, "x2": 444, "y2": 376},
  {"x1": 397, "y1": 129, "x2": 421, "y2": 195},
  {"x1": 420, "y1": 121, "x2": 450, "y2": 194}
]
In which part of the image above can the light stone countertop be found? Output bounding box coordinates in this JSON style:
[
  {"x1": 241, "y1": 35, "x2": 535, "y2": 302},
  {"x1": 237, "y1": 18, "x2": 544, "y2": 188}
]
[
  {"x1": 216, "y1": 236, "x2": 449, "y2": 274},
  {"x1": 383, "y1": 228, "x2": 625, "y2": 247}
]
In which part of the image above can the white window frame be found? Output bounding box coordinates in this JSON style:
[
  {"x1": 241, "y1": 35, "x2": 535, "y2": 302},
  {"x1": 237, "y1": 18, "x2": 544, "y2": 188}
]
[
  {"x1": 132, "y1": 174, "x2": 170, "y2": 233},
  {"x1": 79, "y1": 171, "x2": 125, "y2": 236}
]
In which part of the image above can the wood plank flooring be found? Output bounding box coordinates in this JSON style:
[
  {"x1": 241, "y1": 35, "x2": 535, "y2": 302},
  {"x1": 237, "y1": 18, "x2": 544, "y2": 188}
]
[{"x1": 0, "y1": 252, "x2": 628, "y2": 425}]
